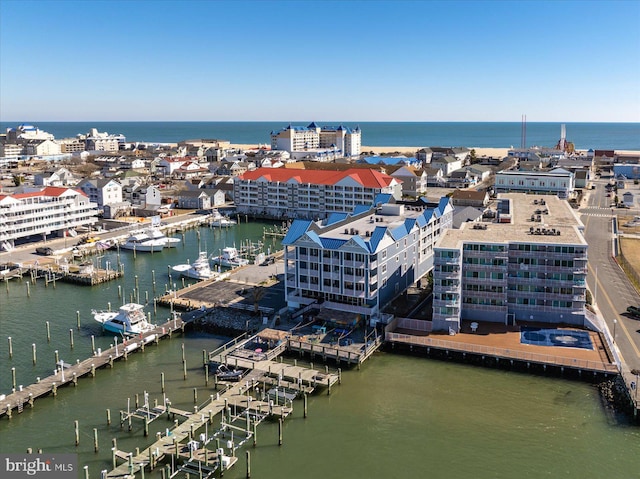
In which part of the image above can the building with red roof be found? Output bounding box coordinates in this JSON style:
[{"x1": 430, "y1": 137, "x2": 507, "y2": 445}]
[
  {"x1": 0, "y1": 187, "x2": 98, "y2": 250},
  {"x1": 234, "y1": 168, "x2": 402, "y2": 219}
]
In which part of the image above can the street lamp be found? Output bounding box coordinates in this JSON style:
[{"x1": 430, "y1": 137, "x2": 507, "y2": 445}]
[{"x1": 613, "y1": 319, "x2": 617, "y2": 343}]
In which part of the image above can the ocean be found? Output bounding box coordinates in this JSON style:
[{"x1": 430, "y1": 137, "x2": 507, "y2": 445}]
[{"x1": 1, "y1": 121, "x2": 639, "y2": 150}]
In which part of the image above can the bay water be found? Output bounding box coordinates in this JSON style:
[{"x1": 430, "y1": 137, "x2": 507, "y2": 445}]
[{"x1": 1, "y1": 223, "x2": 638, "y2": 477}]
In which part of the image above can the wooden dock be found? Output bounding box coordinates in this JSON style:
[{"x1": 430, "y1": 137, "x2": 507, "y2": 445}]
[
  {"x1": 105, "y1": 368, "x2": 295, "y2": 479},
  {"x1": 0, "y1": 317, "x2": 187, "y2": 419}
]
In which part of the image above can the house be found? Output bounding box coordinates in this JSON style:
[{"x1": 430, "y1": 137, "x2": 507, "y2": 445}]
[
  {"x1": 389, "y1": 166, "x2": 427, "y2": 197},
  {"x1": 416, "y1": 147, "x2": 433, "y2": 164},
  {"x1": 174, "y1": 161, "x2": 209, "y2": 179},
  {"x1": 423, "y1": 166, "x2": 445, "y2": 187},
  {"x1": 158, "y1": 157, "x2": 188, "y2": 175},
  {"x1": 452, "y1": 206, "x2": 485, "y2": 229},
  {"x1": 24, "y1": 139, "x2": 62, "y2": 156},
  {"x1": 574, "y1": 170, "x2": 589, "y2": 189},
  {"x1": 118, "y1": 158, "x2": 146, "y2": 170},
  {"x1": 176, "y1": 190, "x2": 213, "y2": 209},
  {"x1": 430, "y1": 156, "x2": 464, "y2": 176},
  {"x1": 77, "y1": 178, "x2": 124, "y2": 216},
  {"x1": 34, "y1": 167, "x2": 76, "y2": 187},
  {"x1": 494, "y1": 168, "x2": 575, "y2": 198},
  {"x1": 622, "y1": 192, "x2": 635, "y2": 208},
  {"x1": 450, "y1": 190, "x2": 490, "y2": 208}
]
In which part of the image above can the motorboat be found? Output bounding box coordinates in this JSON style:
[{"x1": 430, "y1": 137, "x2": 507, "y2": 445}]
[
  {"x1": 172, "y1": 252, "x2": 220, "y2": 280},
  {"x1": 92, "y1": 303, "x2": 155, "y2": 336},
  {"x1": 120, "y1": 231, "x2": 166, "y2": 252},
  {"x1": 209, "y1": 209, "x2": 236, "y2": 227},
  {"x1": 211, "y1": 247, "x2": 249, "y2": 268},
  {"x1": 145, "y1": 226, "x2": 181, "y2": 248},
  {"x1": 215, "y1": 364, "x2": 244, "y2": 381}
]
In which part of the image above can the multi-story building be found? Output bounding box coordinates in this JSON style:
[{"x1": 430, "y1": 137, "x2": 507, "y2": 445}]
[
  {"x1": 270, "y1": 123, "x2": 361, "y2": 158},
  {"x1": 0, "y1": 187, "x2": 98, "y2": 249},
  {"x1": 77, "y1": 178, "x2": 123, "y2": 209},
  {"x1": 234, "y1": 168, "x2": 402, "y2": 219},
  {"x1": 494, "y1": 168, "x2": 575, "y2": 198},
  {"x1": 80, "y1": 128, "x2": 125, "y2": 152},
  {"x1": 432, "y1": 194, "x2": 588, "y2": 333},
  {"x1": 283, "y1": 198, "x2": 453, "y2": 322},
  {"x1": 58, "y1": 137, "x2": 86, "y2": 153}
]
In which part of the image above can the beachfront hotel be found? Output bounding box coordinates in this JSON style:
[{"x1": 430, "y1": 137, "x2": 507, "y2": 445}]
[
  {"x1": 282, "y1": 198, "x2": 453, "y2": 323},
  {"x1": 432, "y1": 193, "x2": 588, "y2": 333},
  {"x1": 270, "y1": 123, "x2": 362, "y2": 158},
  {"x1": 233, "y1": 167, "x2": 402, "y2": 219},
  {"x1": 0, "y1": 186, "x2": 98, "y2": 250}
]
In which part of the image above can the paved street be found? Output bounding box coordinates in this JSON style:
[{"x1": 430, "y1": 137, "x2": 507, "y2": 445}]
[{"x1": 582, "y1": 178, "x2": 640, "y2": 375}]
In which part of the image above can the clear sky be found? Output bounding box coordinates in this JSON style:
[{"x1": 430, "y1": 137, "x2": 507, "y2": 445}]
[{"x1": 1, "y1": 0, "x2": 639, "y2": 122}]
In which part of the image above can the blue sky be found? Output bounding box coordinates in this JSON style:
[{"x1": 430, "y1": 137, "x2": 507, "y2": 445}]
[{"x1": 1, "y1": 0, "x2": 638, "y2": 122}]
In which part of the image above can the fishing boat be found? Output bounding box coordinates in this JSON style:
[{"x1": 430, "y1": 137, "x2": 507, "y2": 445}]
[
  {"x1": 120, "y1": 231, "x2": 166, "y2": 252},
  {"x1": 92, "y1": 303, "x2": 155, "y2": 336},
  {"x1": 209, "y1": 209, "x2": 237, "y2": 227},
  {"x1": 145, "y1": 226, "x2": 181, "y2": 248},
  {"x1": 172, "y1": 252, "x2": 220, "y2": 280},
  {"x1": 211, "y1": 247, "x2": 249, "y2": 268}
]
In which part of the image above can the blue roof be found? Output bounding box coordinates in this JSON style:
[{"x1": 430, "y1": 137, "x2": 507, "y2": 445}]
[
  {"x1": 320, "y1": 238, "x2": 347, "y2": 249},
  {"x1": 352, "y1": 204, "x2": 372, "y2": 216},
  {"x1": 325, "y1": 212, "x2": 349, "y2": 226},
  {"x1": 404, "y1": 218, "x2": 416, "y2": 231},
  {"x1": 368, "y1": 226, "x2": 388, "y2": 252},
  {"x1": 390, "y1": 224, "x2": 409, "y2": 241},
  {"x1": 362, "y1": 156, "x2": 408, "y2": 165},
  {"x1": 282, "y1": 220, "x2": 312, "y2": 245},
  {"x1": 350, "y1": 235, "x2": 369, "y2": 251},
  {"x1": 373, "y1": 193, "x2": 392, "y2": 206}
]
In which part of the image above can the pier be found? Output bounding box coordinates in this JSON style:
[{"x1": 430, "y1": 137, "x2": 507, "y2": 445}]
[
  {"x1": 0, "y1": 316, "x2": 187, "y2": 419},
  {"x1": 101, "y1": 333, "x2": 340, "y2": 479}
]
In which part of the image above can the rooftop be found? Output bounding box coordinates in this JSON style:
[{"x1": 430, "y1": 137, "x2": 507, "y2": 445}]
[{"x1": 437, "y1": 193, "x2": 586, "y2": 248}]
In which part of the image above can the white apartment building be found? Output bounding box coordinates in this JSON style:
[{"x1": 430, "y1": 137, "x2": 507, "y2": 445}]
[
  {"x1": 432, "y1": 194, "x2": 588, "y2": 333},
  {"x1": 234, "y1": 168, "x2": 402, "y2": 219},
  {"x1": 270, "y1": 123, "x2": 361, "y2": 158},
  {"x1": 0, "y1": 187, "x2": 98, "y2": 249},
  {"x1": 283, "y1": 198, "x2": 453, "y2": 322},
  {"x1": 80, "y1": 128, "x2": 125, "y2": 152},
  {"x1": 77, "y1": 178, "x2": 123, "y2": 209},
  {"x1": 495, "y1": 168, "x2": 575, "y2": 198}
]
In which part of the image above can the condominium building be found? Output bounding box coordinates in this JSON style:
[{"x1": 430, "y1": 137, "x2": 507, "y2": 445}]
[
  {"x1": 79, "y1": 128, "x2": 125, "y2": 152},
  {"x1": 432, "y1": 194, "x2": 588, "y2": 333},
  {"x1": 0, "y1": 187, "x2": 98, "y2": 249},
  {"x1": 494, "y1": 168, "x2": 575, "y2": 198},
  {"x1": 234, "y1": 167, "x2": 402, "y2": 219},
  {"x1": 283, "y1": 198, "x2": 453, "y2": 322},
  {"x1": 270, "y1": 123, "x2": 361, "y2": 158}
]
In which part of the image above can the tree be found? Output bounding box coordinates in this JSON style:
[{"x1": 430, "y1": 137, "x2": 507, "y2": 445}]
[
  {"x1": 12, "y1": 175, "x2": 23, "y2": 186},
  {"x1": 469, "y1": 149, "x2": 477, "y2": 164},
  {"x1": 249, "y1": 286, "x2": 266, "y2": 315}
]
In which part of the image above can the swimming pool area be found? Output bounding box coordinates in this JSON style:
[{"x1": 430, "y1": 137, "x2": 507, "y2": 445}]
[{"x1": 520, "y1": 327, "x2": 593, "y2": 350}]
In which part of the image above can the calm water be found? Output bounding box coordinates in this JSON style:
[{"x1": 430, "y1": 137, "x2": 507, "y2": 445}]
[
  {"x1": 1, "y1": 224, "x2": 638, "y2": 478},
  {"x1": 2, "y1": 121, "x2": 639, "y2": 150}
]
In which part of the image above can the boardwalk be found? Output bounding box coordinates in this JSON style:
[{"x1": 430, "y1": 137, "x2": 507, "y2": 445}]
[{"x1": 1, "y1": 317, "x2": 187, "y2": 419}]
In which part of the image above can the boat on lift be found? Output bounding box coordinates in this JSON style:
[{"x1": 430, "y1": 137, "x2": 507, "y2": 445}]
[
  {"x1": 211, "y1": 247, "x2": 249, "y2": 268},
  {"x1": 145, "y1": 226, "x2": 181, "y2": 248},
  {"x1": 92, "y1": 303, "x2": 155, "y2": 336},
  {"x1": 172, "y1": 252, "x2": 227, "y2": 281},
  {"x1": 121, "y1": 231, "x2": 166, "y2": 252},
  {"x1": 209, "y1": 209, "x2": 237, "y2": 227}
]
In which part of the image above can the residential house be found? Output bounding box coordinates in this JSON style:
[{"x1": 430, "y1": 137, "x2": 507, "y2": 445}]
[
  {"x1": 430, "y1": 156, "x2": 464, "y2": 176},
  {"x1": 450, "y1": 190, "x2": 490, "y2": 208},
  {"x1": 176, "y1": 190, "x2": 212, "y2": 209},
  {"x1": 389, "y1": 166, "x2": 427, "y2": 198}
]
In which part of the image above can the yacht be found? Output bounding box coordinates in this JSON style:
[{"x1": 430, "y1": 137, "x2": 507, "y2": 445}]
[
  {"x1": 92, "y1": 303, "x2": 155, "y2": 336},
  {"x1": 172, "y1": 252, "x2": 224, "y2": 281},
  {"x1": 145, "y1": 226, "x2": 181, "y2": 248},
  {"x1": 211, "y1": 247, "x2": 249, "y2": 268},
  {"x1": 121, "y1": 231, "x2": 166, "y2": 252},
  {"x1": 209, "y1": 209, "x2": 237, "y2": 227}
]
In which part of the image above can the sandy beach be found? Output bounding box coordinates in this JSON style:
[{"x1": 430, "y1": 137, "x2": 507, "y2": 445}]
[{"x1": 230, "y1": 144, "x2": 510, "y2": 158}]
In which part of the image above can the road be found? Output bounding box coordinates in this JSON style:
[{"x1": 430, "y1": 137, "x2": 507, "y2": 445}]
[{"x1": 581, "y1": 177, "x2": 640, "y2": 375}]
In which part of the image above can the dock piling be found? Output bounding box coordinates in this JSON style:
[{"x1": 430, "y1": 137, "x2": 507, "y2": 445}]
[
  {"x1": 69, "y1": 329, "x2": 74, "y2": 349},
  {"x1": 246, "y1": 450, "x2": 251, "y2": 478},
  {"x1": 74, "y1": 420, "x2": 79, "y2": 446},
  {"x1": 55, "y1": 350, "x2": 59, "y2": 365},
  {"x1": 11, "y1": 367, "x2": 16, "y2": 390},
  {"x1": 46, "y1": 322, "x2": 50, "y2": 342},
  {"x1": 32, "y1": 343, "x2": 36, "y2": 365},
  {"x1": 93, "y1": 428, "x2": 99, "y2": 452},
  {"x1": 278, "y1": 418, "x2": 283, "y2": 446},
  {"x1": 76, "y1": 311, "x2": 81, "y2": 330},
  {"x1": 8, "y1": 337, "x2": 12, "y2": 358},
  {"x1": 161, "y1": 372, "x2": 165, "y2": 392},
  {"x1": 183, "y1": 359, "x2": 187, "y2": 380},
  {"x1": 83, "y1": 465, "x2": 89, "y2": 479},
  {"x1": 106, "y1": 409, "x2": 111, "y2": 425}
]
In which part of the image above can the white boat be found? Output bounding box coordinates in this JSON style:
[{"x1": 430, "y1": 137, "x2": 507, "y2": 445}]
[
  {"x1": 92, "y1": 303, "x2": 155, "y2": 336},
  {"x1": 210, "y1": 209, "x2": 236, "y2": 227},
  {"x1": 211, "y1": 247, "x2": 249, "y2": 268},
  {"x1": 121, "y1": 231, "x2": 166, "y2": 252},
  {"x1": 172, "y1": 252, "x2": 220, "y2": 280},
  {"x1": 145, "y1": 226, "x2": 181, "y2": 248}
]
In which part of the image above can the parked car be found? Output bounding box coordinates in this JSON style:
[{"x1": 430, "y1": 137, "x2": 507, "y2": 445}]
[
  {"x1": 35, "y1": 246, "x2": 54, "y2": 256},
  {"x1": 260, "y1": 255, "x2": 275, "y2": 266},
  {"x1": 626, "y1": 306, "x2": 640, "y2": 319}
]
